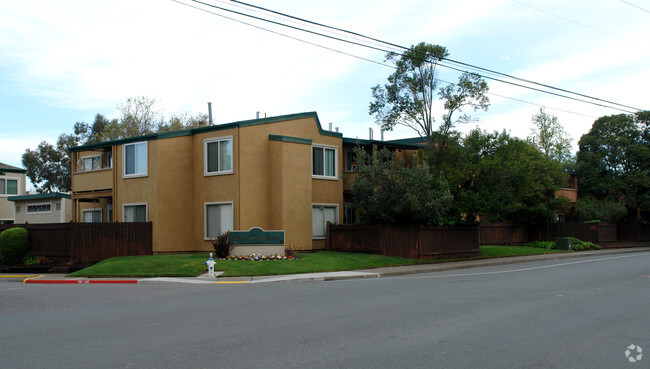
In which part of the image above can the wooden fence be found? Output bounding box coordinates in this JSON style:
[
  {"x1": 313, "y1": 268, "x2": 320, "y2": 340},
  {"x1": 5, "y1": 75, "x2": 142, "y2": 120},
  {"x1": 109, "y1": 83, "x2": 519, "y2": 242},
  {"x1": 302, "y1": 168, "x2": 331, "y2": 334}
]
[
  {"x1": 0, "y1": 223, "x2": 152, "y2": 264},
  {"x1": 479, "y1": 222, "x2": 647, "y2": 247},
  {"x1": 327, "y1": 224, "x2": 479, "y2": 259}
]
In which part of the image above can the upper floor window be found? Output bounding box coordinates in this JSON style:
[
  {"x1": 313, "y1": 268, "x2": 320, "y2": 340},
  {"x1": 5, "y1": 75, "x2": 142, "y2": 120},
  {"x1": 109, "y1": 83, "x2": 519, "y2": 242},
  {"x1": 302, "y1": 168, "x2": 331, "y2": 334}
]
[
  {"x1": 204, "y1": 137, "x2": 233, "y2": 176},
  {"x1": 81, "y1": 155, "x2": 102, "y2": 171},
  {"x1": 0, "y1": 178, "x2": 18, "y2": 196},
  {"x1": 313, "y1": 145, "x2": 337, "y2": 179},
  {"x1": 124, "y1": 142, "x2": 147, "y2": 177}
]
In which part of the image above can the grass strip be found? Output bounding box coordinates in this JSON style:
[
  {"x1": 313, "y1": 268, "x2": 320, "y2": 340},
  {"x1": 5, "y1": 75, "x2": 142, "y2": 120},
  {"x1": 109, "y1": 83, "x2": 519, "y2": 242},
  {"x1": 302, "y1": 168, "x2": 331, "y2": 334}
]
[{"x1": 68, "y1": 246, "x2": 570, "y2": 278}]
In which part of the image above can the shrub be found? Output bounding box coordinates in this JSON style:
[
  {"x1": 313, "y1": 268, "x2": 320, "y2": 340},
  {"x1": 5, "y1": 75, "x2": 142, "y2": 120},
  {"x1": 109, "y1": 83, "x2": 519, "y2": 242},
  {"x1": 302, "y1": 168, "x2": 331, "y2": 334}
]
[
  {"x1": 211, "y1": 231, "x2": 233, "y2": 259},
  {"x1": 568, "y1": 237, "x2": 601, "y2": 251},
  {"x1": 0, "y1": 227, "x2": 30, "y2": 265},
  {"x1": 574, "y1": 197, "x2": 627, "y2": 223},
  {"x1": 522, "y1": 240, "x2": 555, "y2": 249}
]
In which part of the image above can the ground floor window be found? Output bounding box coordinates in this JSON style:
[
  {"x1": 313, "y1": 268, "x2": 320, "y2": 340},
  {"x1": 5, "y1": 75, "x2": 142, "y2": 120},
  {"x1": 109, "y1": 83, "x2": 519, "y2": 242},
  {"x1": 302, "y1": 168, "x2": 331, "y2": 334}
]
[
  {"x1": 312, "y1": 204, "x2": 338, "y2": 239},
  {"x1": 27, "y1": 202, "x2": 51, "y2": 214},
  {"x1": 123, "y1": 204, "x2": 147, "y2": 222},
  {"x1": 205, "y1": 202, "x2": 233, "y2": 239},
  {"x1": 82, "y1": 208, "x2": 102, "y2": 223}
]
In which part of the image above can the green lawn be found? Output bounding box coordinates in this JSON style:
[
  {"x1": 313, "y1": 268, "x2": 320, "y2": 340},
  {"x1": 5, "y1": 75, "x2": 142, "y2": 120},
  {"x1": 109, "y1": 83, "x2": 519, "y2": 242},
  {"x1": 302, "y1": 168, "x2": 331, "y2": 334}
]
[{"x1": 68, "y1": 246, "x2": 571, "y2": 278}]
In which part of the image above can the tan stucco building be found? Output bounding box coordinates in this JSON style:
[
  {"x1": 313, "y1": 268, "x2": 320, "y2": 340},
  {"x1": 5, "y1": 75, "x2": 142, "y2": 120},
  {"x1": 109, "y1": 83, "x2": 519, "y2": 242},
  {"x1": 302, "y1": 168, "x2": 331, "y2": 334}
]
[
  {"x1": 70, "y1": 112, "x2": 350, "y2": 253},
  {"x1": 0, "y1": 162, "x2": 27, "y2": 224}
]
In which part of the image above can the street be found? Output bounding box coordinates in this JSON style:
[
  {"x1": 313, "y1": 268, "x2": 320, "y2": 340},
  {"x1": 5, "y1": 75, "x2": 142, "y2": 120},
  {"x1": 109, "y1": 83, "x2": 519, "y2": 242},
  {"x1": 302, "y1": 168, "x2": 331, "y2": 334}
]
[{"x1": 1, "y1": 252, "x2": 649, "y2": 368}]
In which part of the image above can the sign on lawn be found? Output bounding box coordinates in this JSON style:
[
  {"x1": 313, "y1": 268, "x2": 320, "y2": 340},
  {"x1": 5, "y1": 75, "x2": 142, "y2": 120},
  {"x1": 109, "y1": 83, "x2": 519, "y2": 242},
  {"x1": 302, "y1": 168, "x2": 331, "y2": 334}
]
[{"x1": 228, "y1": 227, "x2": 284, "y2": 245}]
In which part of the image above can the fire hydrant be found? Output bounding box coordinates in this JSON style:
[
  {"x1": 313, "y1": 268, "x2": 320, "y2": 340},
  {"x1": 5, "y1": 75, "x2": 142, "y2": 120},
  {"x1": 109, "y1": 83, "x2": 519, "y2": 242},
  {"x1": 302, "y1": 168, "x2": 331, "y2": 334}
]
[{"x1": 206, "y1": 253, "x2": 216, "y2": 277}]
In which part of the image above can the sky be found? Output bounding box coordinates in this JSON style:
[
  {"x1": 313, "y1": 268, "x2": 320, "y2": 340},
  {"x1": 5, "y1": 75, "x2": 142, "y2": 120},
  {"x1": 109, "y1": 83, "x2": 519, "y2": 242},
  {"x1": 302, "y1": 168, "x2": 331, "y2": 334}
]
[{"x1": 1, "y1": 0, "x2": 648, "y2": 182}]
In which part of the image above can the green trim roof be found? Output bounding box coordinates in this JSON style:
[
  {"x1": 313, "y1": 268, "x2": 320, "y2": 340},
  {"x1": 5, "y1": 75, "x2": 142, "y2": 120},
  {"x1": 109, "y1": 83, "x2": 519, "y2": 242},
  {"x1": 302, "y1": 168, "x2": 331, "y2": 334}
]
[
  {"x1": 70, "y1": 111, "x2": 342, "y2": 152},
  {"x1": 342, "y1": 137, "x2": 423, "y2": 150},
  {"x1": 0, "y1": 162, "x2": 26, "y2": 174},
  {"x1": 7, "y1": 192, "x2": 71, "y2": 202}
]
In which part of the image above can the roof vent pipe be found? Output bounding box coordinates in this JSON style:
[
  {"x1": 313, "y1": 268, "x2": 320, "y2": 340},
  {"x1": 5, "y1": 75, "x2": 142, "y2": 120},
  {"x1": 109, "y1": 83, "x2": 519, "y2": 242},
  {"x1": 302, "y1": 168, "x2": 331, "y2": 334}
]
[
  {"x1": 329, "y1": 122, "x2": 333, "y2": 131},
  {"x1": 369, "y1": 127, "x2": 373, "y2": 141},
  {"x1": 381, "y1": 128, "x2": 384, "y2": 141},
  {"x1": 207, "y1": 102, "x2": 212, "y2": 125},
  {"x1": 256, "y1": 111, "x2": 260, "y2": 119},
  {"x1": 335, "y1": 127, "x2": 339, "y2": 133}
]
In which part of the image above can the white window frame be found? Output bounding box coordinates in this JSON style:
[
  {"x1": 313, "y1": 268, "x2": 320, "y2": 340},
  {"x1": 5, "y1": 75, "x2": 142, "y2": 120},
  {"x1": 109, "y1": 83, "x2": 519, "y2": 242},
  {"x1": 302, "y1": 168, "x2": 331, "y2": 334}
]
[
  {"x1": 122, "y1": 203, "x2": 148, "y2": 222},
  {"x1": 312, "y1": 203, "x2": 339, "y2": 239},
  {"x1": 204, "y1": 136, "x2": 234, "y2": 176},
  {"x1": 82, "y1": 208, "x2": 103, "y2": 223},
  {"x1": 123, "y1": 141, "x2": 148, "y2": 178},
  {"x1": 0, "y1": 177, "x2": 20, "y2": 197},
  {"x1": 312, "y1": 144, "x2": 338, "y2": 180},
  {"x1": 204, "y1": 201, "x2": 234, "y2": 240},
  {"x1": 26, "y1": 201, "x2": 52, "y2": 214}
]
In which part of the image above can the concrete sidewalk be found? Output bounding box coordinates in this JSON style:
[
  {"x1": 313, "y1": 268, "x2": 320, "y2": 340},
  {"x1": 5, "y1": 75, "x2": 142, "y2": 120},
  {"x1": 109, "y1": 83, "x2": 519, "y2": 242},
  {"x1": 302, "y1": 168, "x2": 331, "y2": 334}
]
[{"x1": 8, "y1": 247, "x2": 650, "y2": 284}]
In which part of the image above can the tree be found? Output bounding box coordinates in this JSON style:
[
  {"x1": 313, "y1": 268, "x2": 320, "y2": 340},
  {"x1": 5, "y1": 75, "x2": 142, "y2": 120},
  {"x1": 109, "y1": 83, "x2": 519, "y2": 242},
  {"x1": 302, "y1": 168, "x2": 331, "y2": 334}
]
[
  {"x1": 102, "y1": 96, "x2": 160, "y2": 140},
  {"x1": 21, "y1": 135, "x2": 76, "y2": 193},
  {"x1": 529, "y1": 107, "x2": 572, "y2": 163},
  {"x1": 440, "y1": 129, "x2": 565, "y2": 224},
  {"x1": 350, "y1": 147, "x2": 451, "y2": 225},
  {"x1": 576, "y1": 113, "x2": 650, "y2": 219},
  {"x1": 369, "y1": 42, "x2": 489, "y2": 147}
]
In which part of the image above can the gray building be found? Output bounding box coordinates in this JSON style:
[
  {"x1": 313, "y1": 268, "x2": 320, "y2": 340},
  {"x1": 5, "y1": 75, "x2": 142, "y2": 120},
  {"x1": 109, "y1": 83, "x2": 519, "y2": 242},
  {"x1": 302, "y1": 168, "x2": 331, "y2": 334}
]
[{"x1": 8, "y1": 193, "x2": 72, "y2": 224}]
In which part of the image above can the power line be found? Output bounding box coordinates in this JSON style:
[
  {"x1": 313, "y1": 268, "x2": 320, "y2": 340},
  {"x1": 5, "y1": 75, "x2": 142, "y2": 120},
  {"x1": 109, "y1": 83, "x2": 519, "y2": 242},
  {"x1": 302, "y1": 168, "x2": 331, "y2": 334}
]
[
  {"x1": 619, "y1": 0, "x2": 650, "y2": 14},
  {"x1": 510, "y1": 0, "x2": 637, "y2": 44},
  {"x1": 177, "y1": 0, "x2": 642, "y2": 114},
  {"x1": 221, "y1": 0, "x2": 643, "y2": 112}
]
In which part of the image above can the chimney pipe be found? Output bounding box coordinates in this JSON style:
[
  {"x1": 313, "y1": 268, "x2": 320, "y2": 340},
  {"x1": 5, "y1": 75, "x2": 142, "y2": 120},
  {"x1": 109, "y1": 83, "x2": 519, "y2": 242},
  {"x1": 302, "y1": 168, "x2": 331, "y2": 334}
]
[
  {"x1": 335, "y1": 127, "x2": 339, "y2": 133},
  {"x1": 256, "y1": 111, "x2": 260, "y2": 119},
  {"x1": 207, "y1": 102, "x2": 213, "y2": 125},
  {"x1": 381, "y1": 128, "x2": 384, "y2": 141},
  {"x1": 329, "y1": 122, "x2": 333, "y2": 131},
  {"x1": 369, "y1": 127, "x2": 373, "y2": 141}
]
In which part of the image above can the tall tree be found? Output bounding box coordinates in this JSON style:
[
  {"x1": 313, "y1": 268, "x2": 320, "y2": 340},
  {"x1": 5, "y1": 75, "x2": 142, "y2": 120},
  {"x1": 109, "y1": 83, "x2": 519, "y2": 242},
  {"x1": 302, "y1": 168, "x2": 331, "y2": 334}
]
[
  {"x1": 21, "y1": 134, "x2": 79, "y2": 193},
  {"x1": 350, "y1": 147, "x2": 451, "y2": 225},
  {"x1": 529, "y1": 107, "x2": 572, "y2": 163},
  {"x1": 577, "y1": 113, "x2": 650, "y2": 219},
  {"x1": 103, "y1": 96, "x2": 160, "y2": 140},
  {"x1": 369, "y1": 42, "x2": 489, "y2": 147}
]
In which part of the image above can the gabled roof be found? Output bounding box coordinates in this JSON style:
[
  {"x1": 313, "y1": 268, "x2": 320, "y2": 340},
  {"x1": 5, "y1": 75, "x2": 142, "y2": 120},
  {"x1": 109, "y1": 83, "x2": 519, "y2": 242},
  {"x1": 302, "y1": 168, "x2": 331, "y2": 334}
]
[
  {"x1": 0, "y1": 162, "x2": 26, "y2": 174},
  {"x1": 69, "y1": 111, "x2": 342, "y2": 152},
  {"x1": 7, "y1": 192, "x2": 71, "y2": 202}
]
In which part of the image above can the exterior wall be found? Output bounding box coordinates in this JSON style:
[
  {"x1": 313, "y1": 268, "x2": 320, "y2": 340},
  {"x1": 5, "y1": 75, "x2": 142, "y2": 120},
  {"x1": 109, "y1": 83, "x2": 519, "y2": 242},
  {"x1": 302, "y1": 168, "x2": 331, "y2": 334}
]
[
  {"x1": 0, "y1": 172, "x2": 26, "y2": 222},
  {"x1": 69, "y1": 113, "x2": 346, "y2": 254},
  {"x1": 13, "y1": 198, "x2": 72, "y2": 224}
]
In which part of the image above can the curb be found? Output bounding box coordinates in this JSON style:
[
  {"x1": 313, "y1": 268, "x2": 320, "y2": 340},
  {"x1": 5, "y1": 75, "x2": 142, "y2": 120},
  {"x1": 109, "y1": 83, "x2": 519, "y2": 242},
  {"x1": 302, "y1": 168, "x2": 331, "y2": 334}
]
[{"x1": 23, "y1": 278, "x2": 138, "y2": 284}]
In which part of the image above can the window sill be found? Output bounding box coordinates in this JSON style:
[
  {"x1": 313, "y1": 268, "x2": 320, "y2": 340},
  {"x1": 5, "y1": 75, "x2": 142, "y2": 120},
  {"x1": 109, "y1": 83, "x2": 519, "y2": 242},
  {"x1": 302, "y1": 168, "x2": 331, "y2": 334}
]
[
  {"x1": 123, "y1": 173, "x2": 148, "y2": 179},
  {"x1": 312, "y1": 175, "x2": 338, "y2": 181},
  {"x1": 204, "y1": 171, "x2": 234, "y2": 177}
]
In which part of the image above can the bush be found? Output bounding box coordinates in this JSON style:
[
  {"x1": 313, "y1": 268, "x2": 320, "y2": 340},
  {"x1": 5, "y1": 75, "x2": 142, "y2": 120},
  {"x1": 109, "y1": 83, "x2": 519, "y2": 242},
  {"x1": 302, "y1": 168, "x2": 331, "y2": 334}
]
[
  {"x1": 522, "y1": 240, "x2": 555, "y2": 249},
  {"x1": 574, "y1": 197, "x2": 627, "y2": 223},
  {"x1": 0, "y1": 227, "x2": 30, "y2": 265},
  {"x1": 211, "y1": 231, "x2": 233, "y2": 259},
  {"x1": 568, "y1": 237, "x2": 601, "y2": 251}
]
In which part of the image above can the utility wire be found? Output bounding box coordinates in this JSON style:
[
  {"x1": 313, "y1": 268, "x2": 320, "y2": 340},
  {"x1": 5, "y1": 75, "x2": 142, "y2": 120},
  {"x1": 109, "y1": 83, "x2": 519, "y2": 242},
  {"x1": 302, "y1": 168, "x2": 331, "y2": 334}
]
[
  {"x1": 177, "y1": 0, "x2": 641, "y2": 114},
  {"x1": 511, "y1": 0, "x2": 637, "y2": 44},
  {"x1": 224, "y1": 0, "x2": 643, "y2": 112},
  {"x1": 619, "y1": 0, "x2": 650, "y2": 14}
]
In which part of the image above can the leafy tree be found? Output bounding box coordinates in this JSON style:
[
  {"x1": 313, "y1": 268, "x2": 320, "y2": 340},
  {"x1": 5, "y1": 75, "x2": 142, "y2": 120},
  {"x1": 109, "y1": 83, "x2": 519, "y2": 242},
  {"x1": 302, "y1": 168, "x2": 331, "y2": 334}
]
[
  {"x1": 157, "y1": 112, "x2": 208, "y2": 133},
  {"x1": 573, "y1": 197, "x2": 627, "y2": 223},
  {"x1": 21, "y1": 133, "x2": 78, "y2": 193},
  {"x1": 350, "y1": 147, "x2": 451, "y2": 225},
  {"x1": 369, "y1": 42, "x2": 489, "y2": 147},
  {"x1": 103, "y1": 96, "x2": 159, "y2": 140},
  {"x1": 529, "y1": 107, "x2": 572, "y2": 163},
  {"x1": 441, "y1": 130, "x2": 565, "y2": 224},
  {"x1": 576, "y1": 113, "x2": 650, "y2": 219}
]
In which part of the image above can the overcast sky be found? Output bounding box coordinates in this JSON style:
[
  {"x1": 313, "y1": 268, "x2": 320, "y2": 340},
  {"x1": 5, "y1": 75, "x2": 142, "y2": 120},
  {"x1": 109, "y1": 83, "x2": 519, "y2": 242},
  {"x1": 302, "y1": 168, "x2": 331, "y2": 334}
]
[{"x1": 1, "y1": 0, "x2": 648, "y2": 175}]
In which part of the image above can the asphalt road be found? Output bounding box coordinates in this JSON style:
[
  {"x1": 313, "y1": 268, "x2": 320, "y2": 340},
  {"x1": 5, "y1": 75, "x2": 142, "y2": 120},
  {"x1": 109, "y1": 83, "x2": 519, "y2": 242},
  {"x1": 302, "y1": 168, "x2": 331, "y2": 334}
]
[{"x1": 1, "y1": 252, "x2": 649, "y2": 368}]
